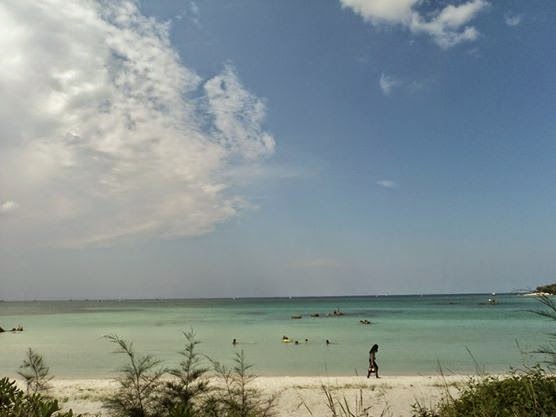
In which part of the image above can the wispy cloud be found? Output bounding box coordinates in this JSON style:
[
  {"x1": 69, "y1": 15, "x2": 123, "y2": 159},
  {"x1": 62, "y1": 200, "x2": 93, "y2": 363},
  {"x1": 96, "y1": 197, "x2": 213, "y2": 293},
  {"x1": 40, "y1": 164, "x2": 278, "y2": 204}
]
[
  {"x1": 341, "y1": 0, "x2": 489, "y2": 48},
  {"x1": 0, "y1": 0, "x2": 274, "y2": 247},
  {"x1": 379, "y1": 73, "x2": 428, "y2": 96},
  {"x1": 376, "y1": 180, "x2": 398, "y2": 189},
  {"x1": 379, "y1": 73, "x2": 401, "y2": 96},
  {"x1": 175, "y1": 1, "x2": 202, "y2": 27},
  {"x1": 0, "y1": 200, "x2": 19, "y2": 213},
  {"x1": 504, "y1": 12, "x2": 522, "y2": 27},
  {"x1": 204, "y1": 65, "x2": 275, "y2": 160},
  {"x1": 466, "y1": 47, "x2": 481, "y2": 58}
]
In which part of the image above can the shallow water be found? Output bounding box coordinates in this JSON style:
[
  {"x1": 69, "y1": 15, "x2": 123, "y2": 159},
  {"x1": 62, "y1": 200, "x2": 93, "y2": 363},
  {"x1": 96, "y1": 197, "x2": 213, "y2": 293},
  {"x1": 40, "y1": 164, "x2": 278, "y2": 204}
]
[{"x1": 0, "y1": 294, "x2": 552, "y2": 377}]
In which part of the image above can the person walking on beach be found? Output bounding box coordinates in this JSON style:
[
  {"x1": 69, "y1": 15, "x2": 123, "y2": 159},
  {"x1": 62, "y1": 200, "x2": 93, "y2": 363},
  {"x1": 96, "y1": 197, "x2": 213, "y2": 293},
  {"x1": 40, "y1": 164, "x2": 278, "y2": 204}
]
[{"x1": 367, "y1": 344, "x2": 379, "y2": 378}]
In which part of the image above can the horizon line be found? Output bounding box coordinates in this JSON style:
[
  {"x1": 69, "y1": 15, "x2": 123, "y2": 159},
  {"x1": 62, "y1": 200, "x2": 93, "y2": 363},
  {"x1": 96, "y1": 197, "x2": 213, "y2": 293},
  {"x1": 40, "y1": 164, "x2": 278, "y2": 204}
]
[{"x1": 0, "y1": 290, "x2": 529, "y2": 303}]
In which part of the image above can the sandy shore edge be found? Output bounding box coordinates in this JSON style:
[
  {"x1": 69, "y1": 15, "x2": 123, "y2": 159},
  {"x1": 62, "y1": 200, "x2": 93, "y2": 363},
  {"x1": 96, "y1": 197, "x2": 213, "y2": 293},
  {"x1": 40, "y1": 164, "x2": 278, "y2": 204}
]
[{"x1": 28, "y1": 375, "x2": 469, "y2": 417}]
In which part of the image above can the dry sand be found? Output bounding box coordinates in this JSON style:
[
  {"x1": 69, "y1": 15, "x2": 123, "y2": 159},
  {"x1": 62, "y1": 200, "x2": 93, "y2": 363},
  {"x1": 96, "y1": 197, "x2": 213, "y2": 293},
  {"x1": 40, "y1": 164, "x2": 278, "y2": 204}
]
[{"x1": 44, "y1": 375, "x2": 466, "y2": 417}]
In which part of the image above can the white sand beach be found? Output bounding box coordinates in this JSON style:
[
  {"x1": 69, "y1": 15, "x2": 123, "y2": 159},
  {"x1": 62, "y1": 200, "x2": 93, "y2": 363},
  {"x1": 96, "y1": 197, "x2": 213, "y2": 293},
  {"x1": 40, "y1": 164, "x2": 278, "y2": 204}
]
[{"x1": 45, "y1": 375, "x2": 465, "y2": 417}]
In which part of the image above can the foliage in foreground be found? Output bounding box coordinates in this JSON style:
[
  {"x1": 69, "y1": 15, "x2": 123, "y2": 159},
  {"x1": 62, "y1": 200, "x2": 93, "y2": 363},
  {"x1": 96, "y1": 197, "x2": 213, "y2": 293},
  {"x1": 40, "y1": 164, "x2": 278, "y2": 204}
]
[
  {"x1": 17, "y1": 348, "x2": 53, "y2": 394},
  {"x1": 159, "y1": 330, "x2": 210, "y2": 416},
  {"x1": 413, "y1": 296, "x2": 556, "y2": 417},
  {"x1": 103, "y1": 335, "x2": 163, "y2": 417},
  {"x1": 412, "y1": 367, "x2": 556, "y2": 417},
  {"x1": 0, "y1": 376, "x2": 79, "y2": 417},
  {"x1": 204, "y1": 350, "x2": 278, "y2": 417},
  {"x1": 534, "y1": 294, "x2": 556, "y2": 370},
  {"x1": 104, "y1": 332, "x2": 277, "y2": 417},
  {"x1": 307, "y1": 385, "x2": 376, "y2": 417}
]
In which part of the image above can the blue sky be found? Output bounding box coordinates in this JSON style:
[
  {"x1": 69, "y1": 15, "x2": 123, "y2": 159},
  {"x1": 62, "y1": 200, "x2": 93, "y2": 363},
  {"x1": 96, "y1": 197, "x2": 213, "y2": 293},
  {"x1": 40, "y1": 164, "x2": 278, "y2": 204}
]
[{"x1": 1, "y1": 0, "x2": 555, "y2": 299}]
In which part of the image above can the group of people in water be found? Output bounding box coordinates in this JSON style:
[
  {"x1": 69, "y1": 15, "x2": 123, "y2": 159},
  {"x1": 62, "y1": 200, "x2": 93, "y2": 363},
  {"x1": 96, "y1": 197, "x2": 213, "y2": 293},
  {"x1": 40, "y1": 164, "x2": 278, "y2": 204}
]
[
  {"x1": 232, "y1": 336, "x2": 334, "y2": 346},
  {"x1": 291, "y1": 308, "x2": 347, "y2": 320},
  {"x1": 280, "y1": 335, "x2": 332, "y2": 345},
  {"x1": 232, "y1": 337, "x2": 380, "y2": 378},
  {"x1": 281, "y1": 335, "x2": 309, "y2": 345}
]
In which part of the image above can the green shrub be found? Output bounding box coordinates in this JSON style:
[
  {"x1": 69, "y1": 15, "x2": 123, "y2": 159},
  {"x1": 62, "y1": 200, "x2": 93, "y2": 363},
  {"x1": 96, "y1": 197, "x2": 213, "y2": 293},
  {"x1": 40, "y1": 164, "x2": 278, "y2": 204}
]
[
  {"x1": 535, "y1": 284, "x2": 556, "y2": 295},
  {"x1": 203, "y1": 350, "x2": 277, "y2": 417},
  {"x1": 103, "y1": 333, "x2": 275, "y2": 417},
  {"x1": 0, "y1": 376, "x2": 78, "y2": 417},
  {"x1": 318, "y1": 385, "x2": 373, "y2": 417},
  {"x1": 103, "y1": 335, "x2": 164, "y2": 417},
  {"x1": 17, "y1": 348, "x2": 53, "y2": 395},
  {"x1": 534, "y1": 295, "x2": 556, "y2": 370},
  {"x1": 158, "y1": 330, "x2": 211, "y2": 416},
  {"x1": 412, "y1": 367, "x2": 556, "y2": 417}
]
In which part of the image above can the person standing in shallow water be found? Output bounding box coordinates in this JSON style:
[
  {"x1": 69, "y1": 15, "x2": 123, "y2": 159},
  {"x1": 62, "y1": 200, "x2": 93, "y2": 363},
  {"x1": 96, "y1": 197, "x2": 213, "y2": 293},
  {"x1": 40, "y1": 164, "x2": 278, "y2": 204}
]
[{"x1": 367, "y1": 344, "x2": 379, "y2": 378}]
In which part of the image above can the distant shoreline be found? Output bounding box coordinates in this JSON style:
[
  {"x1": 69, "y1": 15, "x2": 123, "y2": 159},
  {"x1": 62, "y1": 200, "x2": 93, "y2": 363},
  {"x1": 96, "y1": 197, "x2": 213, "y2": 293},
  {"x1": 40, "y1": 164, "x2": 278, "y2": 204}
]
[
  {"x1": 0, "y1": 291, "x2": 532, "y2": 303},
  {"x1": 522, "y1": 291, "x2": 552, "y2": 297}
]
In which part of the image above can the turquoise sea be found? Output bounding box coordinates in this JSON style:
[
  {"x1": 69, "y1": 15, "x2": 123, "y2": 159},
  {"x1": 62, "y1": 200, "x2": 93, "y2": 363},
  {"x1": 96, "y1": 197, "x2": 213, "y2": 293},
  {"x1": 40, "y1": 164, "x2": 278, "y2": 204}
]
[{"x1": 0, "y1": 294, "x2": 553, "y2": 378}]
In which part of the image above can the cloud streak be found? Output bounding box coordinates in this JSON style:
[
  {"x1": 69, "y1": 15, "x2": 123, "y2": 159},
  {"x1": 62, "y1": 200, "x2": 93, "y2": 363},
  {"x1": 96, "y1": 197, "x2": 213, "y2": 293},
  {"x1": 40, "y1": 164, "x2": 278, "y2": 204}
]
[
  {"x1": 504, "y1": 13, "x2": 522, "y2": 27},
  {"x1": 379, "y1": 73, "x2": 401, "y2": 96},
  {"x1": 340, "y1": 0, "x2": 489, "y2": 48},
  {"x1": 0, "y1": 0, "x2": 275, "y2": 247},
  {"x1": 379, "y1": 73, "x2": 429, "y2": 96},
  {"x1": 376, "y1": 180, "x2": 398, "y2": 189},
  {"x1": 0, "y1": 200, "x2": 19, "y2": 213}
]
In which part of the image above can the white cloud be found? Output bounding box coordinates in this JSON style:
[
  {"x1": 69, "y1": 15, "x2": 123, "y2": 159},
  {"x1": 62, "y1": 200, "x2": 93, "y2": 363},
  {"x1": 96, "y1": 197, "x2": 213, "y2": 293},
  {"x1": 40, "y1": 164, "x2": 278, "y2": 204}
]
[
  {"x1": 376, "y1": 180, "x2": 398, "y2": 189},
  {"x1": 0, "y1": 0, "x2": 275, "y2": 247},
  {"x1": 340, "y1": 0, "x2": 417, "y2": 24},
  {"x1": 0, "y1": 200, "x2": 19, "y2": 213},
  {"x1": 176, "y1": 1, "x2": 201, "y2": 27},
  {"x1": 379, "y1": 74, "x2": 428, "y2": 96},
  {"x1": 340, "y1": 0, "x2": 489, "y2": 48},
  {"x1": 204, "y1": 66, "x2": 275, "y2": 160},
  {"x1": 379, "y1": 73, "x2": 401, "y2": 96},
  {"x1": 504, "y1": 13, "x2": 522, "y2": 27}
]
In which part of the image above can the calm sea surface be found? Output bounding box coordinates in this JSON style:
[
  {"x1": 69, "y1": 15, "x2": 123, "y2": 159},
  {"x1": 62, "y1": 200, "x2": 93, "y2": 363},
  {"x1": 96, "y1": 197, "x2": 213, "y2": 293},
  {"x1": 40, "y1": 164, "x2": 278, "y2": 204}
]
[{"x1": 0, "y1": 294, "x2": 552, "y2": 378}]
